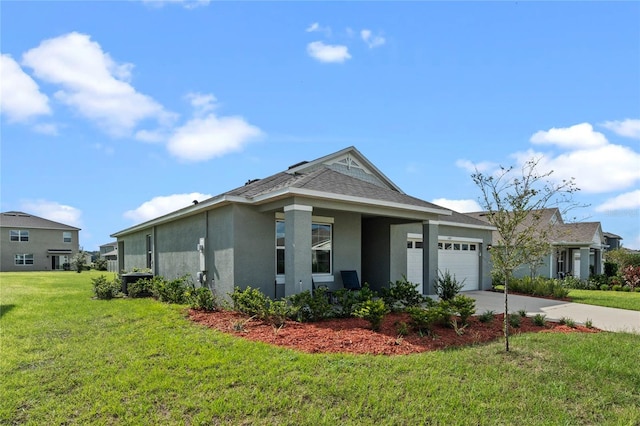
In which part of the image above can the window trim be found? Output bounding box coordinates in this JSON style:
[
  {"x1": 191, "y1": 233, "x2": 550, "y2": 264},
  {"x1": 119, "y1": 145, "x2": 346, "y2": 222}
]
[
  {"x1": 10, "y1": 230, "x2": 29, "y2": 242},
  {"x1": 63, "y1": 231, "x2": 72, "y2": 243},
  {"x1": 15, "y1": 254, "x2": 34, "y2": 265}
]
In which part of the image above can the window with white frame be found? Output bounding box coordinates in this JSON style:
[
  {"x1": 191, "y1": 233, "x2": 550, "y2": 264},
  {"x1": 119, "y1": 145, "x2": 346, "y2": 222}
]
[
  {"x1": 10, "y1": 230, "x2": 29, "y2": 242},
  {"x1": 63, "y1": 231, "x2": 72, "y2": 243},
  {"x1": 275, "y1": 220, "x2": 332, "y2": 275},
  {"x1": 15, "y1": 254, "x2": 34, "y2": 265}
]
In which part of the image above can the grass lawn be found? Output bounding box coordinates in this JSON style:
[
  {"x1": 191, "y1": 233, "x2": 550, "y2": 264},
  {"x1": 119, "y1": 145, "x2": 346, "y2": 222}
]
[
  {"x1": 568, "y1": 289, "x2": 640, "y2": 311},
  {"x1": 2, "y1": 271, "x2": 639, "y2": 425}
]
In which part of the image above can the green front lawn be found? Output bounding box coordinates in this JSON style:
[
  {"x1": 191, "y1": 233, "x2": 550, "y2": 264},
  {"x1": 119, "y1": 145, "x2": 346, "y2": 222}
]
[
  {"x1": 568, "y1": 289, "x2": 640, "y2": 311},
  {"x1": 2, "y1": 271, "x2": 639, "y2": 425}
]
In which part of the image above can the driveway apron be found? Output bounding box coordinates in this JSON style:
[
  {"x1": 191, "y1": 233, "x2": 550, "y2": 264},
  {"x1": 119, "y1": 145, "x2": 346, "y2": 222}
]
[{"x1": 464, "y1": 291, "x2": 640, "y2": 334}]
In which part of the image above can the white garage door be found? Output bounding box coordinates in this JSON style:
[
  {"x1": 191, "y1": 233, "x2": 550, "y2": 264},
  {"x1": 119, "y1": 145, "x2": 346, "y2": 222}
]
[{"x1": 407, "y1": 239, "x2": 480, "y2": 293}]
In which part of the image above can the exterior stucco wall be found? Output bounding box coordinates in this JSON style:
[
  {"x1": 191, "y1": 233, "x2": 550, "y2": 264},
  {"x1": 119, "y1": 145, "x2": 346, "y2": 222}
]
[
  {"x1": 207, "y1": 206, "x2": 235, "y2": 299},
  {"x1": 155, "y1": 214, "x2": 207, "y2": 281},
  {"x1": 232, "y1": 205, "x2": 276, "y2": 298},
  {"x1": 120, "y1": 230, "x2": 150, "y2": 272},
  {"x1": 0, "y1": 228, "x2": 79, "y2": 272},
  {"x1": 327, "y1": 210, "x2": 362, "y2": 291}
]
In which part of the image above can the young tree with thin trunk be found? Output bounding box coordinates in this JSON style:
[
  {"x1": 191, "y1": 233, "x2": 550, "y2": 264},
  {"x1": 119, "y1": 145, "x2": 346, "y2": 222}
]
[{"x1": 472, "y1": 158, "x2": 579, "y2": 352}]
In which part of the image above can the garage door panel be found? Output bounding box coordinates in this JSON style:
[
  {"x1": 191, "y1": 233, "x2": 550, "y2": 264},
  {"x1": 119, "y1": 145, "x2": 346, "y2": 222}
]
[{"x1": 407, "y1": 239, "x2": 480, "y2": 293}]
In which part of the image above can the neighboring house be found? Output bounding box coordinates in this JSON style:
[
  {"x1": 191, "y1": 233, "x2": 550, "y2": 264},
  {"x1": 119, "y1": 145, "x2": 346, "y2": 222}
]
[
  {"x1": 0, "y1": 211, "x2": 80, "y2": 272},
  {"x1": 99, "y1": 241, "x2": 118, "y2": 260},
  {"x1": 99, "y1": 241, "x2": 119, "y2": 272},
  {"x1": 467, "y1": 208, "x2": 605, "y2": 280},
  {"x1": 111, "y1": 147, "x2": 495, "y2": 298},
  {"x1": 603, "y1": 232, "x2": 623, "y2": 251}
]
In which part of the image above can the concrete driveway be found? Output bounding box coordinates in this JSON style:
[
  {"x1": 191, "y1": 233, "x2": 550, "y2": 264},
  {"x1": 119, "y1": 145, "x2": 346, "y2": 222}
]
[{"x1": 464, "y1": 290, "x2": 640, "y2": 334}]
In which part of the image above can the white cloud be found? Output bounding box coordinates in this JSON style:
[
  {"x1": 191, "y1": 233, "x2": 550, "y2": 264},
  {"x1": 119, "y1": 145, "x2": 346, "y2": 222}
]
[
  {"x1": 0, "y1": 54, "x2": 51, "y2": 122},
  {"x1": 186, "y1": 92, "x2": 217, "y2": 116},
  {"x1": 142, "y1": 0, "x2": 210, "y2": 9},
  {"x1": 601, "y1": 118, "x2": 640, "y2": 139},
  {"x1": 360, "y1": 29, "x2": 386, "y2": 48},
  {"x1": 530, "y1": 122, "x2": 607, "y2": 149},
  {"x1": 432, "y1": 198, "x2": 482, "y2": 213},
  {"x1": 21, "y1": 32, "x2": 175, "y2": 137},
  {"x1": 167, "y1": 113, "x2": 263, "y2": 162},
  {"x1": 514, "y1": 143, "x2": 640, "y2": 193},
  {"x1": 20, "y1": 200, "x2": 82, "y2": 228},
  {"x1": 124, "y1": 192, "x2": 212, "y2": 223},
  {"x1": 305, "y1": 22, "x2": 331, "y2": 36},
  {"x1": 33, "y1": 123, "x2": 59, "y2": 135},
  {"x1": 306, "y1": 41, "x2": 351, "y2": 63},
  {"x1": 455, "y1": 159, "x2": 498, "y2": 174},
  {"x1": 595, "y1": 190, "x2": 640, "y2": 212}
]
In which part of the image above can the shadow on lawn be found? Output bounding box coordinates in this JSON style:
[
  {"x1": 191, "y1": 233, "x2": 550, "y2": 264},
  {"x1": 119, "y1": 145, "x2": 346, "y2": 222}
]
[{"x1": 0, "y1": 304, "x2": 16, "y2": 319}]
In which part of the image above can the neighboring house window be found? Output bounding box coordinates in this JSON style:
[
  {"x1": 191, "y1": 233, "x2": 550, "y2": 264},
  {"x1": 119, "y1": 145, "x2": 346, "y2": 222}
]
[
  {"x1": 15, "y1": 254, "x2": 34, "y2": 265},
  {"x1": 63, "y1": 232, "x2": 72, "y2": 243},
  {"x1": 10, "y1": 230, "x2": 29, "y2": 242},
  {"x1": 276, "y1": 220, "x2": 333, "y2": 275}
]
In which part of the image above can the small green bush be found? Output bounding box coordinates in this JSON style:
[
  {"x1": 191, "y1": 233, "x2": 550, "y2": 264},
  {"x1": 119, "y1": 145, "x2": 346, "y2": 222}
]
[
  {"x1": 434, "y1": 270, "x2": 465, "y2": 301},
  {"x1": 152, "y1": 275, "x2": 190, "y2": 304},
  {"x1": 354, "y1": 299, "x2": 389, "y2": 331},
  {"x1": 407, "y1": 305, "x2": 449, "y2": 335},
  {"x1": 287, "y1": 289, "x2": 333, "y2": 322},
  {"x1": 450, "y1": 295, "x2": 476, "y2": 326},
  {"x1": 508, "y1": 313, "x2": 521, "y2": 328},
  {"x1": 230, "y1": 286, "x2": 270, "y2": 318},
  {"x1": 187, "y1": 286, "x2": 218, "y2": 311},
  {"x1": 127, "y1": 277, "x2": 155, "y2": 298},
  {"x1": 517, "y1": 309, "x2": 527, "y2": 318},
  {"x1": 92, "y1": 275, "x2": 121, "y2": 300},
  {"x1": 611, "y1": 284, "x2": 622, "y2": 292},
  {"x1": 381, "y1": 275, "x2": 425, "y2": 312},
  {"x1": 599, "y1": 284, "x2": 610, "y2": 291},
  {"x1": 333, "y1": 284, "x2": 377, "y2": 318},
  {"x1": 622, "y1": 285, "x2": 631, "y2": 292},
  {"x1": 532, "y1": 313, "x2": 546, "y2": 326},
  {"x1": 585, "y1": 318, "x2": 593, "y2": 329}
]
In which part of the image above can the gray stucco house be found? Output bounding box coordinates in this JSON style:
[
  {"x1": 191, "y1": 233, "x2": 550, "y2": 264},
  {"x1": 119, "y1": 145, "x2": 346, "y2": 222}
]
[
  {"x1": 0, "y1": 211, "x2": 80, "y2": 272},
  {"x1": 468, "y1": 208, "x2": 605, "y2": 280},
  {"x1": 111, "y1": 147, "x2": 495, "y2": 298}
]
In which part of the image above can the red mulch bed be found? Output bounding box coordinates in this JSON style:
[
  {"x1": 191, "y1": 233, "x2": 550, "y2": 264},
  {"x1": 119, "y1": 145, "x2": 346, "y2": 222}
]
[{"x1": 188, "y1": 309, "x2": 599, "y2": 356}]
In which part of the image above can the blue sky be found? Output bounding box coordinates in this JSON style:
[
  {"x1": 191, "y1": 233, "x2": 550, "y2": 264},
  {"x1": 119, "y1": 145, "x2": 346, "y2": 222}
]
[{"x1": 1, "y1": 1, "x2": 639, "y2": 251}]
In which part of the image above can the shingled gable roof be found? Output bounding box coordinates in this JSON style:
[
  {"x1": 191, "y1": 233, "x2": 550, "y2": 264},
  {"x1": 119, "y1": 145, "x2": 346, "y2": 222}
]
[
  {"x1": 113, "y1": 147, "x2": 493, "y2": 236},
  {"x1": 467, "y1": 208, "x2": 603, "y2": 246},
  {"x1": 0, "y1": 211, "x2": 80, "y2": 231}
]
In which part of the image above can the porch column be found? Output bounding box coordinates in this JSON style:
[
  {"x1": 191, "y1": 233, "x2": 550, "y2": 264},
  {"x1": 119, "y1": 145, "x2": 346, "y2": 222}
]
[
  {"x1": 594, "y1": 249, "x2": 602, "y2": 275},
  {"x1": 422, "y1": 221, "x2": 439, "y2": 295},
  {"x1": 579, "y1": 247, "x2": 590, "y2": 280},
  {"x1": 284, "y1": 204, "x2": 312, "y2": 296}
]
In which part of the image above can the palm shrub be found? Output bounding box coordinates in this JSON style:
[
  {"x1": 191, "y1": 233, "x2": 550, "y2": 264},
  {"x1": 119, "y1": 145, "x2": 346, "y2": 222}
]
[
  {"x1": 92, "y1": 274, "x2": 121, "y2": 300},
  {"x1": 434, "y1": 270, "x2": 464, "y2": 301},
  {"x1": 354, "y1": 299, "x2": 389, "y2": 331},
  {"x1": 381, "y1": 275, "x2": 425, "y2": 312}
]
